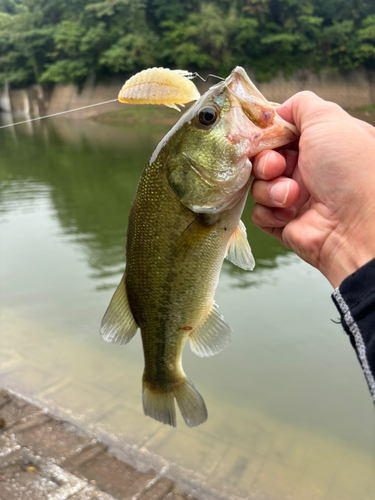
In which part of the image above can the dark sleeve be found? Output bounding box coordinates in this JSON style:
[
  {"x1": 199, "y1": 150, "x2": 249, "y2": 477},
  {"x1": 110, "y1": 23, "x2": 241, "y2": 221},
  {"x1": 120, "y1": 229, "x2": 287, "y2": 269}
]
[{"x1": 331, "y1": 258, "x2": 375, "y2": 404}]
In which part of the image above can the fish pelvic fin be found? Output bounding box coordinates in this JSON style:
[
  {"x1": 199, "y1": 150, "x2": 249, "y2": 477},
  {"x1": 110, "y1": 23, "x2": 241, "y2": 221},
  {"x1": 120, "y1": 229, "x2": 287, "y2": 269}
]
[
  {"x1": 189, "y1": 301, "x2": 233, "y2": 357},
  {"x1": 142, "y1": 376, "x2": 207, "y2": 428},
  {"x1": 100, "y1": 274, "x2": 138, "y2": 344},
  {"x1": 225, "y1": 220, "x2": 255, "y2": 271}
]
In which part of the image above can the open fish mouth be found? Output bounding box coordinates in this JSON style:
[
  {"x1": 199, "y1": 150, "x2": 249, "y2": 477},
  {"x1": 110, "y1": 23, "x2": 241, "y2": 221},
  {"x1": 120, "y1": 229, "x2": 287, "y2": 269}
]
[{"x1": 225, "y1": 66, "x2": 299, "y2": 153}]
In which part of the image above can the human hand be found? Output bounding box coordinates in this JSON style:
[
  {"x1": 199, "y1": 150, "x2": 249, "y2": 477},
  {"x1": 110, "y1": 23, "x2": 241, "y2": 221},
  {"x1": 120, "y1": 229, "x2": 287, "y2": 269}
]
[{"x1": 251, "y1": 91, "x2": 375, "y2": 288}]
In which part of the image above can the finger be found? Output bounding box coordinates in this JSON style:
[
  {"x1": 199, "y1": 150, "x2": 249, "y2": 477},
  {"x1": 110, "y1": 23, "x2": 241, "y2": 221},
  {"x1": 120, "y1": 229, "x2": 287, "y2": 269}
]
[
  {"x1": 280, "y1": 149, "x2": 298, "y2": 178},
  {"x1": 252, "y1": 204, "x2": 297, "y2": 229},
  {"x1": 276, "y1": 91, "x2": 347, "y2": 132},
  {"x1": 290, "y1": 165, "x2": 310, "y2": 210},
  {"x1": 275, "y1": 136, "x2": 300, "y2": 153},
  {"x1": 276, "y1": 91, "x2": 323, "y2": 129},
  {"x1": 271, "y1": 226, "x2": 290, "y2": 247},
  {"x1": 252, "y1": 150, "x2": 286, "y2": 180},
  {"x1": 353, "y1": 116, "x2": 375, "y2": 135},
  {"x1": 251, "y1": 220, "x2": 290, "y2": 248},
  {"x1": 251, "y1": 177, "x2": 300, "y2": 208}
]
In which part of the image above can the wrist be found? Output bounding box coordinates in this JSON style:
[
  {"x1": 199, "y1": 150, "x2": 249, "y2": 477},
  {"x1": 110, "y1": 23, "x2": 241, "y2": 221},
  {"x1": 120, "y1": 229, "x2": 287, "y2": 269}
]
[{"x1": 321, "y1": 240, "x2": 375, "y2": 289}]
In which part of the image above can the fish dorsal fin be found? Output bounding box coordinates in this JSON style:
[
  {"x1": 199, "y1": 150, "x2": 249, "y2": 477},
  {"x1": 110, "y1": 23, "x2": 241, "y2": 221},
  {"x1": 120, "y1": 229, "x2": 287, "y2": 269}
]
[
  {"x1": 225, "y1": 220, "x2": 255, "y2": 271},
  {"x1": 100, "y1": 275, "x2": 138, "y2": 344},
  {"x1": 188, "y1": 301, "x2": 233, "y2": 357}
]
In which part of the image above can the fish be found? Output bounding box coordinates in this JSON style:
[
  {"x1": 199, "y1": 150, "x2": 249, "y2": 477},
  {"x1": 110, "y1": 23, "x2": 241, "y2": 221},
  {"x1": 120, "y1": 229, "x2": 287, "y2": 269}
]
[
  {"x1": 101, "y1": 66, "x2": 298, "y2": 427},
  {"x1": 118, "y1": 67, "x2": 201, "y2": 111}
]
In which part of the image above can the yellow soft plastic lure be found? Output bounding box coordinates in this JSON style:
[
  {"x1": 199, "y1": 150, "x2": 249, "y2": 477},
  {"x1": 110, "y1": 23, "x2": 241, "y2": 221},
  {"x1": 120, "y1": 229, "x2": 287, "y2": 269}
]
[{"x1": 118, "y1": 67, "x2": 201, "y2": 111}]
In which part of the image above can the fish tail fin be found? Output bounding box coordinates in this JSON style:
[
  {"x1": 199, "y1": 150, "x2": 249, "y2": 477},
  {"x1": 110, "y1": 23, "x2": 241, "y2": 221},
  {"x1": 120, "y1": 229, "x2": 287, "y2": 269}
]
[
  {"x1": 142, "y1": 379, "x2": 177, "y2": 427},
  {"x1": 174, "y1": 377, "x2": 208, "y2": 427},
  {"x1": 142, "y1": 376, "x2": 207, "y2": 428}
]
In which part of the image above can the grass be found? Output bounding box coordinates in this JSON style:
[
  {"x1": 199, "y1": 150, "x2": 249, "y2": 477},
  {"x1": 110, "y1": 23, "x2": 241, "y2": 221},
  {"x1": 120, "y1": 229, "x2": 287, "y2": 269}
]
[
  {"x1": 346, "y1": 103, "x2": 375, "y2": 125},
  {"x1": 350, "y1": 103, "x2": 375, "y2": 113}
]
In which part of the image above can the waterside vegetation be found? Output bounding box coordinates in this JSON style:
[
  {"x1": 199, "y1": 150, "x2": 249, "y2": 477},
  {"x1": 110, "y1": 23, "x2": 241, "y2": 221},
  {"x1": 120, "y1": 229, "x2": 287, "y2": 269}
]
[{"x1": 0, "y1": 0, "x2": 375, "y2": 88}]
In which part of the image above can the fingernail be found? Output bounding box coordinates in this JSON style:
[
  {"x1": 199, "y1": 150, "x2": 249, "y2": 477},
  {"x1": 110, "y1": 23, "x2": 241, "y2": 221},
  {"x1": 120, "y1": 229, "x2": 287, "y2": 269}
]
[
  {"x1": 256, "y1": 153, "x2": 269, "y2": 177},
  {"x1": 270, "y1": 181, "x2": 290, "y2": 204}
]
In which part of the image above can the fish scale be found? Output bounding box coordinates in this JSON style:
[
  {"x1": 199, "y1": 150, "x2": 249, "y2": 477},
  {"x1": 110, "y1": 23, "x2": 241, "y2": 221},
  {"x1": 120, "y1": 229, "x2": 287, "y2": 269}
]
[{"x1": 126, "y1": 154, "x2": 227, "y2": 370}]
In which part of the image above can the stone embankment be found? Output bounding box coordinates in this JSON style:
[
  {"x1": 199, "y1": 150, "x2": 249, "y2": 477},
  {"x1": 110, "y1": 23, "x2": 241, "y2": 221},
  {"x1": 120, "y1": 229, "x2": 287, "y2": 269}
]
[
  {"x1": 0, "y1": 390, "x2": 195, "y2": 500},
  {"x1": 1, "y1": 68, "x2": 375, "y2": 121}
]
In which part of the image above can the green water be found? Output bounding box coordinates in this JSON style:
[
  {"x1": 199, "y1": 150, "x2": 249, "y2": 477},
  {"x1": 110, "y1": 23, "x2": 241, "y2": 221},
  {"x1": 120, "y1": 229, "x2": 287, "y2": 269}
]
[{"x1": 1, "y1": 114, "x2": 375, "y2": 500}]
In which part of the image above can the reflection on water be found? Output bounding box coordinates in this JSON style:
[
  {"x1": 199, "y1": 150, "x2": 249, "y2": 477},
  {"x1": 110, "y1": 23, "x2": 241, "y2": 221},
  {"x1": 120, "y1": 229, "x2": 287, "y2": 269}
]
[{"x1": 1, "y1": 115, "x2": 375, "y2": 500}]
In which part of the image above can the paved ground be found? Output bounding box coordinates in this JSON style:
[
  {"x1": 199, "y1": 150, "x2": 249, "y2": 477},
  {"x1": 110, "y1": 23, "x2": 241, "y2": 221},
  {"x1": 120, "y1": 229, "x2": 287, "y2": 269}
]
[{"x1": 0, "y1": 389, "x2": 196, "y2": 500}]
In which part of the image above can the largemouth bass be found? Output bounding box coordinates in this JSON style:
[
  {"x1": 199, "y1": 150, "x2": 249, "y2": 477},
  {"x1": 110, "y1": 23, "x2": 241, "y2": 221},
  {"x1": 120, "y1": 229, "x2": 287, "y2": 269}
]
[{"x1": 101, "y1": 67, "x2": 298, "y2": 427}]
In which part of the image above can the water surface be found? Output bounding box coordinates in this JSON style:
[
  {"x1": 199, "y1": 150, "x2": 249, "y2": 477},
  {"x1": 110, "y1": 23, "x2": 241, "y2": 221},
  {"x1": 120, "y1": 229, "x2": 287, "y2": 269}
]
[{"x1": 1, "y1": 114, "x2": 375, "y2": 500}]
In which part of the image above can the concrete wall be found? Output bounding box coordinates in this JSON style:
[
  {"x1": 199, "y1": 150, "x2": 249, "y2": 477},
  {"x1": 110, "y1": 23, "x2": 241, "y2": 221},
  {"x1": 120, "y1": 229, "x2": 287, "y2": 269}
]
[
  {"x1": 46, "y1": 74, "x2": 123, "y2": 119},
  {"x1": 0, "y1": 83, "x2": 48, "y2": 117},
  {"x1": 0, "y1": 82, "x2": 11, "y2": 112},
  {"x1": 2, "y1": 68, "x2": 375, "y2": 119},
  {"x1": 257, "y1": 68, "x2": 375, "y2": 108}
]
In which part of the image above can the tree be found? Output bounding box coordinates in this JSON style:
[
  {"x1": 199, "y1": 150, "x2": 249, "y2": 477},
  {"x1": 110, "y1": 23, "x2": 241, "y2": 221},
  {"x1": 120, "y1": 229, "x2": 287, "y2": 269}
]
[
  {"x1": 159, "y1": 3, "x2": 258, "y2": 75},
  {"x1": 0, "y1": 0, "x2": 375, "y2": 88}
]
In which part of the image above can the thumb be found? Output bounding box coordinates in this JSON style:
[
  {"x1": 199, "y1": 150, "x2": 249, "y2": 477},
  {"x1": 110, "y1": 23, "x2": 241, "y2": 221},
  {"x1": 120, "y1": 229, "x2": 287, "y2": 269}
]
[{"x1": 275, "y1": 91, "x2": 332, "y2": 133}]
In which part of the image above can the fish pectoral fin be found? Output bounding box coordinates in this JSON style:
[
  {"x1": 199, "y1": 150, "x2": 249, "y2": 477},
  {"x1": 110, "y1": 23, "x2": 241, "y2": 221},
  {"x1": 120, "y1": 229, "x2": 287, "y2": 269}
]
[
  {"x1": 175, "y1": 214, "x2": 216, "y2": 257},
  {"x1": 189, "y1": 301, "x2": 233, "y2": 357},
  {"x1": 225, "y1": 220, "x2": 255, "y2": 271},
  {"x1": 100, "y1": 274, "x2": 138, "y2": 344}
]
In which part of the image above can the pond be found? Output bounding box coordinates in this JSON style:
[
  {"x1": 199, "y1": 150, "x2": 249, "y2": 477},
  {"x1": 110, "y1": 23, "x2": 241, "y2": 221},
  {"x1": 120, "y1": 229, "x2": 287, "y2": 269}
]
[{"x1": 1, "y1": 112, "x2": 375, "y2": 500}]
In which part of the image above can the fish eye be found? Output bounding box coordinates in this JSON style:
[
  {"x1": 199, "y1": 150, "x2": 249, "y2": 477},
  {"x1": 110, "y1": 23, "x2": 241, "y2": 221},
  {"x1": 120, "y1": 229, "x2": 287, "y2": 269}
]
[{"x1": 198, "y1": 107, "x2": 218, "y2": 127}]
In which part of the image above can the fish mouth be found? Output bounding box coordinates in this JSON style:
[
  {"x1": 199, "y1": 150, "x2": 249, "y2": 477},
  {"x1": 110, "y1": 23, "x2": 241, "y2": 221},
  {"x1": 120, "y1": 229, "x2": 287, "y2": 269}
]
[{"x1": 225, "y1": 66, "x2": 299, "y2": 155}]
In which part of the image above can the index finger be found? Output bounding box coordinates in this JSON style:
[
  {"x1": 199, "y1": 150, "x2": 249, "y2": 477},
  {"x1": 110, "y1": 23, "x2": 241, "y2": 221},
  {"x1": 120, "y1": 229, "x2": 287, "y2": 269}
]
[{"x1": 252, "y1": 150, "x2": 286, "y2": 180}]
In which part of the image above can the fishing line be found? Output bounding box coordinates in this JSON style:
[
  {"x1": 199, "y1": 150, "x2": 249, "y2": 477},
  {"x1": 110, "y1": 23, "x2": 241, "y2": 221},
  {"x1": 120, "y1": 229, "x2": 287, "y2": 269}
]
[
  {"x1": 0, "y1": 73, "x2": 222, "y2": 130},
  {"x1": 0, "y1": 98, "x2": 118, "y2": 130},
  {"x1": 192, "y1": 73, "x2": 224, "y2": 82}
]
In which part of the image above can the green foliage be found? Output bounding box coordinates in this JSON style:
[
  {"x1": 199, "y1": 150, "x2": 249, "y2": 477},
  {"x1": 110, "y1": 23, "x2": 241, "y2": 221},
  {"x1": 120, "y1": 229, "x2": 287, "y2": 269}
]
[
  {"x1": 0, "y1": 0, "x2": 375, "y2": 88},
  {"x1": 159, "y1": 4, "x2": 234, "y2": 72},
  {"x1": 40, "y1": 59, "x2": 89, "y2": 84},
  {"x1": 100, "y1": 32, "x2": 158, "y2": 73},
  {"x1": 319, "y1": 21, "x2": 356, "y2": 70}
]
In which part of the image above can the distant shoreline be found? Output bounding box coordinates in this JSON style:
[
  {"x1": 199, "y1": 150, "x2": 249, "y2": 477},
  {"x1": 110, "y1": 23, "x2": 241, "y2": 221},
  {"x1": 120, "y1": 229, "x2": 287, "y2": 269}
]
[
  {"x1": 89, "y1": 103, "x2": 375, "y2": 128},
  {"x1": 89, "y1": 103, "x2": 181, "y2": 128}
]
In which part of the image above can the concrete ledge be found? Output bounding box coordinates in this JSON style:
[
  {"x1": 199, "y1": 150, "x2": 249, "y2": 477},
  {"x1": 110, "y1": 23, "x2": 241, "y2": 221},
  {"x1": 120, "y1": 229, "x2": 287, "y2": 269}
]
[
  {"x1": 0, "y1": 390, "x2": 197, "y2": 500},
  {"x1": 3, "y1": 67, "x2": 375, "y2": 120}
]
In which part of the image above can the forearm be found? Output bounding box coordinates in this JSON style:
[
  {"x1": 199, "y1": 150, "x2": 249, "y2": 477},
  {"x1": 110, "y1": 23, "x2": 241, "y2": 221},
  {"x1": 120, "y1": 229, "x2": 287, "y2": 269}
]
[{"x1": 332, "y1": 259, "x2": 375, "y2": 404}]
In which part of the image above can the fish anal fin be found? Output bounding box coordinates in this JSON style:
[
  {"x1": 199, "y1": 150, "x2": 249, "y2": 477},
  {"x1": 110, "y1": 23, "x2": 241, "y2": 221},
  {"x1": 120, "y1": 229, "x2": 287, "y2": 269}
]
[
  {"x1": 189, "y1": 301, "x2": 233, "y2": 357},
  {"x1": 225, "y1": 220, "x2": 255, "y2": 271},
  {"x1": 100, "y1": 275, "x2": 138, "y2": 345}
]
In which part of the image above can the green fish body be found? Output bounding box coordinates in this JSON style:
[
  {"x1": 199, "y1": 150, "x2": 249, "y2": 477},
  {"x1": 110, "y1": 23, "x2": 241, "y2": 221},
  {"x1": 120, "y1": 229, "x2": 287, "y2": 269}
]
[{"x1": 101, "y1": 67, "x2": 298, "y2": 427}]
